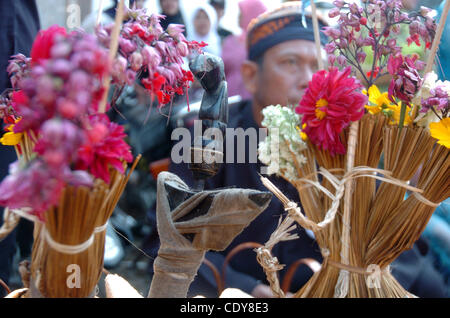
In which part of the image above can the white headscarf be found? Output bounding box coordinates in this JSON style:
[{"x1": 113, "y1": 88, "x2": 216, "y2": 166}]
[{"x1": 186, "y1": 2, "x2": 222, "y2": 57}]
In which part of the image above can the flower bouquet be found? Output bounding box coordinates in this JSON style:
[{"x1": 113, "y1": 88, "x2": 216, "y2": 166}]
[
  {"x1": 0, "y1": 1, "x2": 202, "y2": 297},
  {"x1": 258, "y1": 0, "x2": 449, "y2": 298}
]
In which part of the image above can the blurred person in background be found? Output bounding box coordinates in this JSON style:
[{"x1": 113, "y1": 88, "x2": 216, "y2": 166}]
[
  {"x1": 186, "y1": 2, "x2": 222, "y2": 57},
  {"x1": 0, "y1": 0, "x2": 40, "y2": 297},
  {"x1": 221, "y1": 0, "x2": 267, "y2": 100},
  {"x1": 209, "y1": 0, "x2": 232, "y2": 42},
  {"x1": 159, "y1": 0, "x2": 187, "y2": 36}
]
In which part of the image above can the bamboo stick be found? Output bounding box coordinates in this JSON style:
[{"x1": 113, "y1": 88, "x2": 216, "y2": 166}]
[
  {"x1": 310, "y1": 0, "x2": 324, "y2": 70},
  {"x1": 98, "y1": 0, "x2": 125, "y2": 113}
]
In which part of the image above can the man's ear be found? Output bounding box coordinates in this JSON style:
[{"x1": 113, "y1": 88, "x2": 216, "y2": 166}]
[{"x1": 241, "y1": 60, "x2": 259, "y2": 95}]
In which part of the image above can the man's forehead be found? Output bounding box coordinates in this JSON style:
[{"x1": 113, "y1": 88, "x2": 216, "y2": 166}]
[
  {"x1": 246, "y1": 2, "x2": 328, "y2": 62},
  {"x1": 266, "y1": 39, "x2": 318, "y2": 58}
]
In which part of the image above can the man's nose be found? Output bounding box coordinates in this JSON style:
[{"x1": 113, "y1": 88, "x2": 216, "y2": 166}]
[{"x1": 297, "y1": 64, "x2": 314, "y2": 90}]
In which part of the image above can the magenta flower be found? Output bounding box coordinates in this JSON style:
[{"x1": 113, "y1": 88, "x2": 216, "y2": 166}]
[
  {"x1": 76, "y1": 114, "x2": 133, "y2": 184},
  {"x1": 296, "y1": 67, "x2": 367, "y2": 155}
]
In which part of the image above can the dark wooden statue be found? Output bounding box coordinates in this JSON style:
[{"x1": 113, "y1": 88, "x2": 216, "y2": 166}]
[
  {"x1": 148, "y1": 53, "x2": 272, "y2": 298},
  {"x1": 188, "y1": 53, "x2": 228, "y2": 188}
]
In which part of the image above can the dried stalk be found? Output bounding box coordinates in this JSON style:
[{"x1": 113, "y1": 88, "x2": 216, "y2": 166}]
[
  {"x1": 261, "y1": 114, "x2": 438, "y2": 298},
  {"x1": 29, "y1": 156, "x2": 140, "y2": 297}
]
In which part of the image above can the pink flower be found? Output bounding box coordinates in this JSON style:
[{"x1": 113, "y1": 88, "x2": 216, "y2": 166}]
[
  {"x1": 0, "y1": 160, "x2": 65, "y2": 221},
  {"x1": 296, "y1": 67, "x2": 367, "y2": 155}
]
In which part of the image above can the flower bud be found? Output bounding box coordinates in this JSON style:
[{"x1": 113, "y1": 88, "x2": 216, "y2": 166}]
[
  {"x1": 142, "y1": 45, "x2": 161, "y2": 69},
  {"x1": 356, "y1": 51, "x2": 366, "y2": 63},
  {"x1": 333, "y1": 0, "x2": 345, "y2": 8},
  {"x1": 329, "y1": 8, "x2": 340, "y2": 18},
  {"x1": 119, "y1": 38, "x2": 137, "y2": 54},
  {"x1": 176, "y1": 41, "x2": 189, "y2": 56},
  {"x1": 130, "y1": 52, "x2": 143, "y2": 71}
]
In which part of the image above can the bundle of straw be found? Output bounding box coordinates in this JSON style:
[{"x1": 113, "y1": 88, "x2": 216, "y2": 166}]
[
  {"x1": 28, "y1": 158, "x2": 139, "y2": 297},
  {"x1": 23, "y1": 0, "x2": 132, "y2": 298},
  {"x1": 260, "y1": 112, "x2": 447, "y2": 298}
]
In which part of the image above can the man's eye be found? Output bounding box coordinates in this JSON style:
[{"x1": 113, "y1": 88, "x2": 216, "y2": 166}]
[{"x1": 284, "y1": 58, "x2": 296, "y2": 65}]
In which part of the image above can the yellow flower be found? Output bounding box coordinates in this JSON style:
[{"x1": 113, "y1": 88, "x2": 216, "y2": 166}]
[
  {"x1": 296, "y1": 123, "x2": 308, "y2": 141},
  {"x1": 0, "y1": 119, "x2": 23, "y2": 146},
  {"x1": 387, "y1": 101, "x2": 412, "y2": 126},
  {"x1": 363, "y1": 85, "x2": 392, "y2": 115},
  {"x1": 430, "y1": 118, "x2": 450, "y2": 148}
]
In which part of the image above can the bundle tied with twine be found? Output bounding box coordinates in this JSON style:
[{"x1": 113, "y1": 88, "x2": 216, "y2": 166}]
[
  {"x1": 2, "y1": 0, "x2": 138, "y2": 298},
  {"x1": 258, "y1": 112, "x2": 448, "y2": 298},
  {"x1": 15, "y1": 157, "x2": 139, "y2": 298}
]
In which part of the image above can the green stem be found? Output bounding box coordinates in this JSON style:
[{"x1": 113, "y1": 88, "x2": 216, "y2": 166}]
[{"x1": 398, "y1": 102, "x2": 407, "y2": 129}]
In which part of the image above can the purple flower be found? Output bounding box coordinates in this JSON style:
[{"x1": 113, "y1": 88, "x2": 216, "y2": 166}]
[
  {"x1": 387, "y1": 54, "x2": 423, "y2": 104},
  {"x1": 421, "y1": 87, "x2": 449, "y2": 113}
]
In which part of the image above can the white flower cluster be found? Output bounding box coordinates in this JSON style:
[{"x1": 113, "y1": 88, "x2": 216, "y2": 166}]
[
  {"x1": 258, "y1": 105, "x2": 308, "y2": 182},
  {"x1": 413, "y1": 71, "x2": 450, "y2": 129}
]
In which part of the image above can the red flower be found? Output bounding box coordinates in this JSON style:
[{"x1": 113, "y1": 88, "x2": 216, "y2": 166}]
[
  {"x1": 295, "y1": 67, "x2": 367, "y2": 155},
  {"x1": 30, "y1": 25, "x2": 67, "y2": 64},
  {"x1": 76, "y1": 114, "x2": 132, "y2": 183},
  {"x1": 11, "y1": 90, "x2": 29, "y2": 111},
  {"x1": 366, "y1": 66, "x2": 380, "y2": 79},
  {"x1": 142, "y1": 72, "x2": 166, "y2": 94},
  {"x1": 156, "y1": 91, "x2": 171, "y2": 105}
]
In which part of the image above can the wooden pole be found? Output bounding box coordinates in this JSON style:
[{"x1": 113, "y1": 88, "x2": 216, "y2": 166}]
[
  {"x1": 96, "y1": 0, "x2": 105, "y2": 26},
  {"x1": 424, "y1": 0, "x2": 450, "y2": 75},
  {"x1": 412, "y1": 0, "x2": 449, "y2": 119},
  {"x1": 311, "y1": 1, "x2": 324, "y2": 70},
  {"x1": 98, "y1": 0, "x2": 125, "y2": 114}
]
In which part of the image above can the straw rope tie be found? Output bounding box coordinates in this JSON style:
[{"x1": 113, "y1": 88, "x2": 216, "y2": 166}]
[
  {"x1": 263, "y1": 165, "x2": 427, "y2": 236},
  {"x1": 254, "y1": 216, "x2": 298, "y2": 298},
  {"x1": 255, "y1": 247, "x2": 286, "y2": 298},
  {"x1": 328, "y1": 259, "x2": 391, "y2": 276},
  {"x1": 6, "y1": 208, "x2": 109, "y2": 254},
  {"x1": 42, "y1": 222, "x2": 108, "y2": 255},
  {"x1": 412, "y1": 192, "x2": 440, "y2": 207}
]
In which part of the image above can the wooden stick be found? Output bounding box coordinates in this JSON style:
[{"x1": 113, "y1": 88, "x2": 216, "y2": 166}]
[
  {"x1": 96, "y1": 0, "x2": 105, "y2": 27},
  {"x1": 412, "y1": 0, "x2": 449, "y2": 120},
  {"x1": 424, "y1": 0, "x2": 450, "y2": 74},
  {"x1": 311, "y1": 1, "x2": 324, "y2": 70},
  {"x1": 335, "y1": 120, "x2": 359, "y2": 298},
  {"x1": 98, "y1": 0, "x2": 125, "y2": 114}
]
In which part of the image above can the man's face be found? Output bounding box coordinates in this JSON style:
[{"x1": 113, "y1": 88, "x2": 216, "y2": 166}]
[{"x1": 254, "y1": 39, "x2": 320, "y2": 109}]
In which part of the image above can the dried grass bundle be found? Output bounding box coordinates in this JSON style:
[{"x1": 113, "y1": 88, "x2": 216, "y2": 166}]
[
  {"x1": 28, "y1": 157, "x2": 140, "y2": 297},
  {"x1": 261, "y1": 113, "x2": 446, "y2": 298}
]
